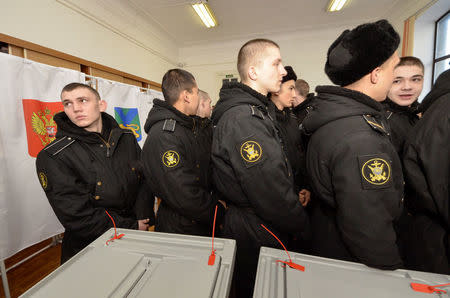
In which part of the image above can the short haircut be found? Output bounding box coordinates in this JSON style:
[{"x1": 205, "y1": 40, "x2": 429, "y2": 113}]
[
  {"x1": 61, "y1": 82, "x2": 100, "y2": 100},
  {"x1": 237, "y1": 38, "x2": 280, "y2": 80},
  {"x1": 162, "y1": 69, "x2": 196, "y2": 105},
  {"x1": 295, "y1": 79, "x2": 310, "y2": 97},
  {"x1": 198, "y1": 89, "x2": 210, "y2": 102},
  {"x1": 396, "y1": 56, "x2": 424, "y2": 72}
]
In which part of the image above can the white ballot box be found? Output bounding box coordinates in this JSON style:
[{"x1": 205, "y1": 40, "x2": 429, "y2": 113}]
[
  {"x1": 21, "y1": 229, "x2": 236, "y2": 298},
  {"x1": 254, "y1": 247, "x2": 450, "y2": 298}
]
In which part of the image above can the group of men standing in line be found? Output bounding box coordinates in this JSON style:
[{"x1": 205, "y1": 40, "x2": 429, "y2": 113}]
[{"x1": 36, "y1": 18, "x2": 449, "y2": 297}]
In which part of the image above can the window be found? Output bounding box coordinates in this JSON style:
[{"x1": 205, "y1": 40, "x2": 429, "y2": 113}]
[{"x1": 433, "y1": 10, "x2": 450, "y2": 83}]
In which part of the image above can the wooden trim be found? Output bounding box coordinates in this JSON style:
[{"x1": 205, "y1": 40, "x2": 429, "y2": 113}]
[
  {"x1": 402, "y1": 19, "x2": 409, "y2": 56},
  {"x1": 90, "y1": 67, "x2": 124, "y2": 82},
  {"x1": 124, "y1": 77, "x2": 143, "y2": 87},
  {"x1": 0, "y1": 33, "x2": 161, "y2": 89},
  {"x1": 8, "y1": 44, "x2": 24, "y2": 57},
  {"x1": 401, "y1": 16, "x2": 415, "y2": 57},
  {"x1": 24, "y1": 49, "x2": 81, "y2": 71}
]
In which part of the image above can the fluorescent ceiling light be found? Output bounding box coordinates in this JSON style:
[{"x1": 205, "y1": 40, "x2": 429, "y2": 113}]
[
  {"x1": 192, "y1": 2, "x2": 218, "y2": 28},
  {"x1": 327, "y1": 0, "x2": 348, "y2": 12}
]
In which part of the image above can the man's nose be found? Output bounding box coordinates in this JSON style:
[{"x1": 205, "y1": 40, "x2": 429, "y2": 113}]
[
  {"x1": 402, "y1": 80, "x2": 412, "y2": 90},
  {"x1": 280, "y1": 64, "x2": 287, "y2": 76},
  {"x1": 73, "y1": 102, "x2": 82, "y2": 111}
]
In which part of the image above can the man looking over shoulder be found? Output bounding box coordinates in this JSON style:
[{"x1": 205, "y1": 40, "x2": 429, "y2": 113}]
[
  {"x1": 36, "y1": 83, "x2": 153, "y2": 264},
  {"x1": 383, "y1": 56, "x2": 424, "y2": 156}
]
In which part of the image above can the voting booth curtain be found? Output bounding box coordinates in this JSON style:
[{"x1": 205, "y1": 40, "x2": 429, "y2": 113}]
[
  {"x1": 96, "y1": 78, "x2": 162, "y2": 148},
  {"x1": 0, "y1": 52, "x2": 162, "y2": 260}
]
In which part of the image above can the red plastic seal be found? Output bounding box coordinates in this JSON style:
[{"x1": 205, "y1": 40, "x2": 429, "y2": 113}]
[{"x1": 410, "y1": 282, "x2": 449, "y2": 294}]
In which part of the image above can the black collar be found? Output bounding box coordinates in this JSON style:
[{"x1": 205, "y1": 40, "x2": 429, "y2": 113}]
[
  {"x1": 221, "y1": 81, "x2": 270, "y2": 106},
  {"x1": 153, "y1": 99, "x2": 195, "y2": 129},
  {"x1": 383, "y1": 97, "x2": 419, "y2": 113},
  {"x1": 316, "y1": 85, "x2": 384, "y2": 112}
]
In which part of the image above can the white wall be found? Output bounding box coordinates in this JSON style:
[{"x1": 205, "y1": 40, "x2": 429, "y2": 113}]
[
  {"x1": 181, "y1": 0, "x2": 438, "y2": 104},
  {"x1": 0, "y1": 0, "x2": 178, "y2": 83},
  {"x1": 414, "y1": 0, "x2": 450, "y2": 99},
  {"x1": 180, "y1": 24, "x2": 353, "y2": 104}
]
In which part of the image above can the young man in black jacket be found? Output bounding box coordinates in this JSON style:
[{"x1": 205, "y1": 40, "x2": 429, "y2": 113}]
[
  {"x1": 36, "y1": 83, "x2": 153, "y2": 264},
  {"x1": 383, "y1": 56, "x2": 424, "y2": 156},
  {"x1": 268, "y1": 65, "x2": 312, "y2": 253},
  {"x1": 402, "y1": 69, "x2": 450, "y2": 274},
  {"x1": 142, "y1": 69, "x2": 224, "y2": 236},
  {"x1": 212, "y1": 39, "x2": 310, "y2": 297},
  {"x1": 268, "y1": 66, "x2": 310, "y2": 208},
  {"x1": 303, "y1": 20, "x2": 404, "y2": 270}
]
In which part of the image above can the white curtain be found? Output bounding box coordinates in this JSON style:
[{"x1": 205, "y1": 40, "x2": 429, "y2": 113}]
[
  {"x1": 97, "y1": 78, "x2": 163, "y2": 148},
  {"x1": 138, "y1": 89, "x2": 164, "y2": 146},
  {"x1": 0, "y1": 53, "x2": 85, "y2": 259}
]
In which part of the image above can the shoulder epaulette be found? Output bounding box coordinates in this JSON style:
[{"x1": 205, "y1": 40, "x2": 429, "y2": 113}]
[
  {"x1": 162, "y1": 119, "x2": 176, "y2": 132},
  {"x1": 250, "y1": 105, "x2": 265, "y2": 120},
  {"x1": 363, "y1": 115, "x2": 389, "y2": 135},
  {"x1": 44, "y1": 136, "x2": 75, "y2": 156}
]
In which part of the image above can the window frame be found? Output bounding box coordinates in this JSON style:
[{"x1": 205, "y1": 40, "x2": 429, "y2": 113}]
[{"x1": 432, "y1": 9, "x2": 450, "y2": 84}]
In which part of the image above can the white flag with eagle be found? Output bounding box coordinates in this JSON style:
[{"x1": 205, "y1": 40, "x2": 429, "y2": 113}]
[{"x1": 0, "y1": 52, "x2": 84, "y2": 259}]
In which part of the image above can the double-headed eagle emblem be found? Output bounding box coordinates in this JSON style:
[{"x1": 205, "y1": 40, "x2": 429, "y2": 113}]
[{"x1": 31, "y1": 109, "x2": 58, "y2": 146}]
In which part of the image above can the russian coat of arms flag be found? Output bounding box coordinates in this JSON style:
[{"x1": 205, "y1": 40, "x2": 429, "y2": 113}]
[
  {"x1": 0, "y1": 52, "x2": 84, "y2": 259},
  {"x1": 22, "y1": 99, "x2": 64, "y2": 157}
]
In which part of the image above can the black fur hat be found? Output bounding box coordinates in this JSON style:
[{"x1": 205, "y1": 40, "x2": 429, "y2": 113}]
[
  {"x1": 282, "y1": 66, "x2": 297, "y2": 84},
  {"x1": 325, "y1": 19, "x2": 400, "y2": 86}
]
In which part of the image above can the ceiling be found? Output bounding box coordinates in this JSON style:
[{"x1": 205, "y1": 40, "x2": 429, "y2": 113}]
[{"x1": 128, "y1": 0, "x2": 404, "y2": 46}]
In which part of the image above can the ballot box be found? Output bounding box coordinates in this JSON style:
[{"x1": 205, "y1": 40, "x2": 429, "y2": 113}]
[
  {"x1": 253, "y1": 247, "x2": 450, "y2": 298},
  {"x1": 20, "y1": 229, "x2": 236, "y2": 298}
]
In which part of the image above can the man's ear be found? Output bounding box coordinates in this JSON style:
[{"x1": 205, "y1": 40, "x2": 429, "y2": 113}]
[
  {"x1": 248, "y1": 66, "x2": 258, "y2": 81},
  {"x1": 370, "y1": 67, "x2": 381, "y2": 84},
  {"x1": 99, "y1": 99, "x2": 107, "y2": 112},
  {"x1": 182, "y1": 90, "x2": 191, "y2": 103}
]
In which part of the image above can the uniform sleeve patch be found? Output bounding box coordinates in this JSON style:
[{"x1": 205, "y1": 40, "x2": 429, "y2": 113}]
[
  {"x1": 358, "y1": 154, "x2": 392, "y2": 189},
  {"x1": 236, "y1": 135, "x2": 266, "y2": 168},
  {"x1": 38, "y1": 172, "x2": 48, "y2": 190},
  {"x1": 162, "y1": 150, "x2": 180, "y2": 168},
  {"x1": 240, "y1": 141, "x2": 262, "y2": 162}
]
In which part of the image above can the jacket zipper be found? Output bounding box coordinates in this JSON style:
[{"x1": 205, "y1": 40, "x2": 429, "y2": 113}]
[{"x1": 98, "y1": 131, "x2": 113, "y2": 157}]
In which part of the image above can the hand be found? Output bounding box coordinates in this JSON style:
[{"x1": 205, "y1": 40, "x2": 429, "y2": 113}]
[
  {"x1": 298, "y1": 189, "x2": 311, "y2": 207},
  {"x1": 138, "y1": 218, "x2": 150, "y2": 231}
]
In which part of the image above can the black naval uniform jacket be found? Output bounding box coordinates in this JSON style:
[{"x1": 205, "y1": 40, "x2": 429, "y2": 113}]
[
  {"x1": 36, "y1": 112, "x2": 153, "y2": 263},
  {"x1": 302, "y1": 86, "x2": 404, "y2": 270},
  {"x1": 402, "y1": 69, "x2": 450, "y2": 274},
  {"x1": 212, "y1": 82, "x2": 310, "y2": 297},
  {"x1": 382, "y1": 98, "x2": 419, "y2": 157},
  {"x1": 212, "y1": 82, "x2": 310, "y2": 248},
  {"x1": 267, "y1": 101, "x2": 309, "y2": 193},
  {"x1": 142, "y1": 99, "x2": 222, "y2": 236}
]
